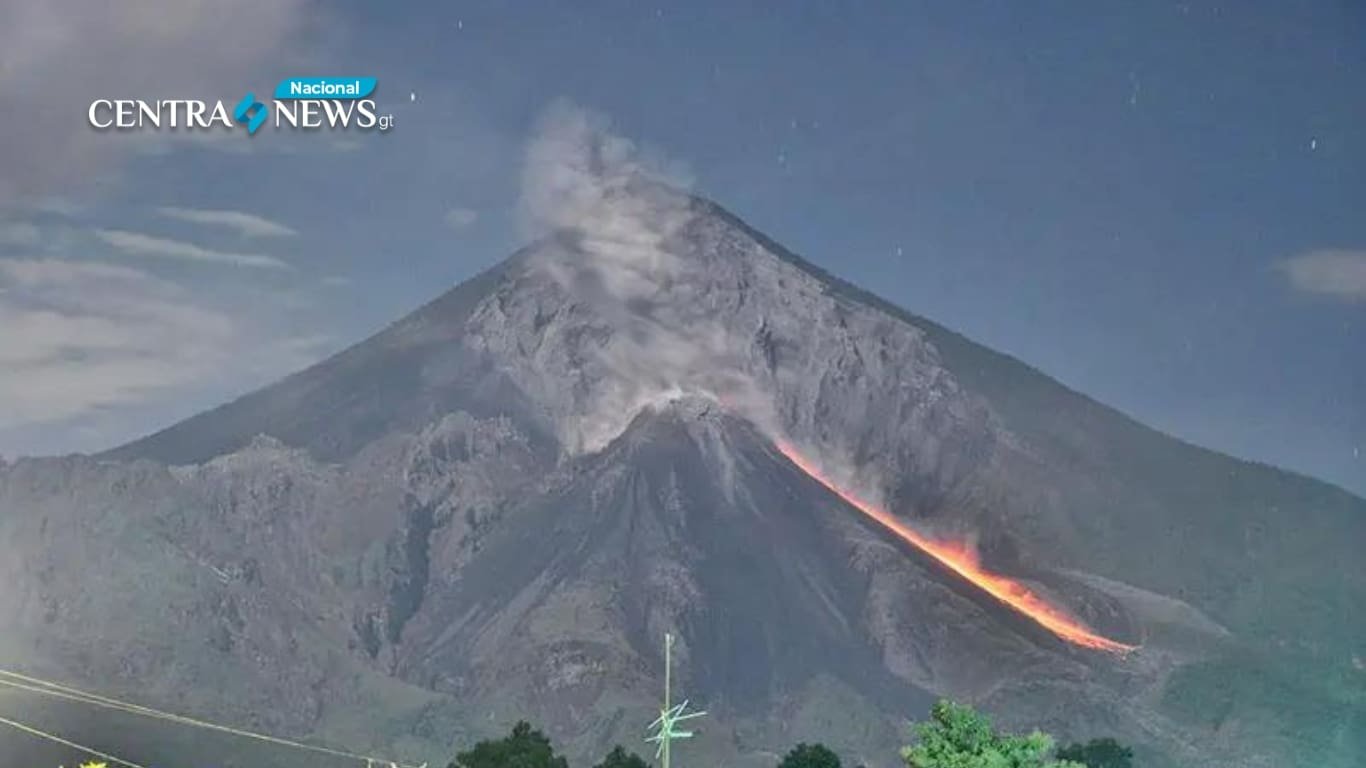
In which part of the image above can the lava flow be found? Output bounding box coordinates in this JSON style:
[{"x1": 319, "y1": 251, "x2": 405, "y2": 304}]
[{"x1": 774, "y1": 440, "x2": 1137, "y2": 655}]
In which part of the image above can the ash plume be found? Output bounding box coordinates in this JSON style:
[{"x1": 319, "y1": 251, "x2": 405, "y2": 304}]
[{"x1": 511, "y1": 102, "x2": 778, "y2": 454}]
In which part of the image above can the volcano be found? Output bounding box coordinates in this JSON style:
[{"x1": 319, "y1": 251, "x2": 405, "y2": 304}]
[{"x1": 1, "y1": 184, "x2": 1363, "y2": 768}]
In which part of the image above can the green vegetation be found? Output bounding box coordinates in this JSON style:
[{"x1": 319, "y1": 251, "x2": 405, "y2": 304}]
[
  {"x1": 594, "y1": 745, "x2": 651, "y2": 768},
  {"x1": 447, "y1": 721, "x2": 570, "y2": 768},
  {"x1": 778, "y1": 743, "x2": 843, "y2": 768},
  {"x1": 439, "y1": 702, "x2": 1133, "y2": 768},
  {"x1": 1056, "y1": 738, "x2": 1134, "y2": 768},
  {"x1": 901, "y1": 700, "x2": 1084, "y2": 768}
]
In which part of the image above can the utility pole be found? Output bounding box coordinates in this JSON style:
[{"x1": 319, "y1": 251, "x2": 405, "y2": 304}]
[{"x1": 646, "y1": 633, "x2": 705, "y2": 768}]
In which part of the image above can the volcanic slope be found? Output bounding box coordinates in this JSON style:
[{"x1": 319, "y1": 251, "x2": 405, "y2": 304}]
[{"x1": 1, "y1": 188, "x2": 1361, "y2": 767}]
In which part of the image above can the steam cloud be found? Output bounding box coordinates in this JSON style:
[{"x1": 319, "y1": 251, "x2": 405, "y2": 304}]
[{"x1": 513, "y1": 102, "x2": 778, "y2": 454}]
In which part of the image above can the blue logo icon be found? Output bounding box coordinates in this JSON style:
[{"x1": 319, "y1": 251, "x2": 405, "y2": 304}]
[{"x1": 233, "y1": 92, "x2": 267, "y2": 135}]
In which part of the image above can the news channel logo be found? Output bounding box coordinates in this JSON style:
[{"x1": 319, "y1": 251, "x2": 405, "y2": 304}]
[{"x1": 88, "y1": 77, "x2": 395, "y2": 136}]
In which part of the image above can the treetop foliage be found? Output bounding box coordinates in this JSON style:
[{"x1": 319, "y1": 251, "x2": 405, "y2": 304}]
[
  {"x1": 593, "y1": 745, "x2": 651, "y2": 768},
  {"x1": 778, "y1": 742, "x2": 843, "y2": 768},
  {"x1": 448, "y1": 720, "x2": 570, "y2": 768},
  {"x1": 1055, "y1": 738, "x2": 1134, "y2": 768},
  {"x1": 902, "y1": 700, "x2": 1086, "y2": 768}
]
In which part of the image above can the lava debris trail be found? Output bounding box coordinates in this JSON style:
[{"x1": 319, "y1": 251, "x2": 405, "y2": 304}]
[{"x1": 774, "y1": 439, "x2": 1137, "y2": 654}]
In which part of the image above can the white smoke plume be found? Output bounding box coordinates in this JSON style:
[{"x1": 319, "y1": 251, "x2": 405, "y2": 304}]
[{"x1": 511, "y1": 102, "x2": 777, "y2": 454}]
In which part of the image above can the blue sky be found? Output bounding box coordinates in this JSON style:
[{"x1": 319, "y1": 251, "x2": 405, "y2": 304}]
[{"x1": 0, "y1": 1, "x2": 1362, "y2": 495}]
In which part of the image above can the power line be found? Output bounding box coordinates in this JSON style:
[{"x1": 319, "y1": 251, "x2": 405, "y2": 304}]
[
  {"x1": 0, "y1": 667, "x2": 426, "y2": 768},
  {"x1": 0, "y1": 712, "x2": 149, "y2": 768}
]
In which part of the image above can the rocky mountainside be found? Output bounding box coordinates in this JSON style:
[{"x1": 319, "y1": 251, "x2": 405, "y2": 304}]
[{"x1": 2, "y1": 184, "x2": 1363, "y2": 768}]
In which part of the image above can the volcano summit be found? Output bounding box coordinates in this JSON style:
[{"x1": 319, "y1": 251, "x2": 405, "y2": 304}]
[{"x1": 1, "y1": 175, "x2": 1363, "y2": 768}]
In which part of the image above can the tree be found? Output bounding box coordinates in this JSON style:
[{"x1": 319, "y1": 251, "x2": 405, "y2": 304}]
[
  {"x1": 778, "y1": 742, "x2": 842, "y2": 768},
  {"x1": 1055, "y1": 738, "x2": 1134, "y2": 768},
  {"x1": 901, "y1": 700, "x2": 1086, "y2": 768},
  {"x1": 594, "y1": 745, "x2": 651, "y2": 768},
  {"x1": 448, "y1": 720, "x2": 570, "y2": 768}
]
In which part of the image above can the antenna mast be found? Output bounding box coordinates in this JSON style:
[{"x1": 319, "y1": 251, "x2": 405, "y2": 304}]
[{"x1": 645, "y1": 633, "x2": 705, "y2": 768}]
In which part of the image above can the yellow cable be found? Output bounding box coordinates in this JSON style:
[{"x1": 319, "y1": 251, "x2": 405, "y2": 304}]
[
  {"x1": 0, "y1": 668, "x2": 424, "y2": 768},
  {"x1": 0, "y1": 712, "x2": 149, "y2": 768}
]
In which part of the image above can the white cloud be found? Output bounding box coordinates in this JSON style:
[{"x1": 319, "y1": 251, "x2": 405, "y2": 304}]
[
  {"x1": 95, "y1": 229, "x2": 289, "y2": 270},
  {"x1": 0, "y1": 259, "x2": 230, "y2": 426},
  {"x1": 0, "y1": 258, "x2": 327, "y2": 444},
  {"x1": 0, "y1": 221, "x2": 41, "y2": 248},
  {"x1": 155, "y1": 207, "x2": 297, "y2": 238},
  {"x1": 24, "y1": 198, "x2": 84, "y2": 217},
  {"x1": 443, "y1": 207, "x2": 479, "y2": 229},
  {"x1": 1280, "y1": 249, "x2": 1366, "y2": 302},
  {"x1": 0, "y1": 1, "x2": 324, "y2": 203}
]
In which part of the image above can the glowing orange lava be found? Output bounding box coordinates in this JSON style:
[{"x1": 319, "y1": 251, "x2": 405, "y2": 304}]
[{"x1": 774, "y1": 440, "x2": 1137, "y2": 655}]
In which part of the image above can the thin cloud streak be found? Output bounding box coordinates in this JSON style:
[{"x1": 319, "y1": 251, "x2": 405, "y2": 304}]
[
  {"x1": 95, "y1": 229, "x2": 290, "y2": 270},
  {"x1": 155, "y1": 207, "x2": 298, "y2": 238},
  {"x1": 0, "y1": 258, "x2": 233, "y2": 426},
  {"x1": 0, "y1": 257, "x2": 330, "y2": 446}
]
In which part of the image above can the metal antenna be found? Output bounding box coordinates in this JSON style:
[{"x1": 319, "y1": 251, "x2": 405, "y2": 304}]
[{"x1": 645, "y1": 633, "x2": 706, "y2": 768}]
